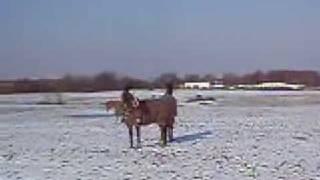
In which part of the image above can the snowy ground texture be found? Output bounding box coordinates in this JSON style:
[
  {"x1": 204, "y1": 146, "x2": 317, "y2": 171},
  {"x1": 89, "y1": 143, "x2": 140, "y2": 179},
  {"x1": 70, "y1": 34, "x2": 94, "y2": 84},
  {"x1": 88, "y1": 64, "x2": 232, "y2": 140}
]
[{"x1": 1, "y1": 90, "x2": 320, "y2": 180}]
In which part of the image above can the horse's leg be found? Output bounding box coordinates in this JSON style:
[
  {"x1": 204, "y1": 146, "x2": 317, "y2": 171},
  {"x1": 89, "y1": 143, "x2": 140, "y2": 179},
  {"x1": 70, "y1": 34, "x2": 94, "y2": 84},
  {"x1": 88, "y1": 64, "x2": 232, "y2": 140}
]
[
  {"x1": 136, "y1": 126, "x2": 141, "y2": 148},
  {"x1": 166, "y1": 126, "x2": 170, "y2": 141},
  {"x1": 160, "y1": 126, "x2": 167, "y2": 147},
  {"x1": 166, "y1": 117, "x2": 174, "y2": 142},
  {"x1": 128, "y1": 126, "x2": 133, "y2": 148},
  {"x1": 163, "y1": 126, "x2": 167, "y2": 146},
  {"x1": 160, "y1": 126, "x2": 164, "y2": 146},
  {"x1": 168, "y1": 126, "x2": 174, "y2": 142}
]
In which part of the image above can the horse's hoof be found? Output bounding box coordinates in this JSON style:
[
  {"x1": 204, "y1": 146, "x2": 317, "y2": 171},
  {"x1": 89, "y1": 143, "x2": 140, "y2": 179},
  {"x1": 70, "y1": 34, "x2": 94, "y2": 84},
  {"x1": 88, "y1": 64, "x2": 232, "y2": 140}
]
[{"x1": 160, "y1": 141, "x2": 167, "y2": 147}]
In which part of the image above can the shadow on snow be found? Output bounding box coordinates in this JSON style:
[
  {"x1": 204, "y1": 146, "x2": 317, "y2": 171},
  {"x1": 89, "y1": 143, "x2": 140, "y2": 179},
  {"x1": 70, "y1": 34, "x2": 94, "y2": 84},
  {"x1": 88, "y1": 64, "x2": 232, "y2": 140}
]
[
  {"x1": 66, "y1": 113, "x2": 115, "y2": 118},
  {"x1": 173, "y1": 130, "x2": 213, "y2": 143}
]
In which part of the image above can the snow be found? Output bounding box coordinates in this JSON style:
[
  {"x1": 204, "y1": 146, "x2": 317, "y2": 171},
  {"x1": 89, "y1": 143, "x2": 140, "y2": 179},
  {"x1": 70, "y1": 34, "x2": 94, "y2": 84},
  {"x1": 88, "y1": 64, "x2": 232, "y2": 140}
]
[{"x1": 1, "y1": 90, "x2": 320, "y2": 179}]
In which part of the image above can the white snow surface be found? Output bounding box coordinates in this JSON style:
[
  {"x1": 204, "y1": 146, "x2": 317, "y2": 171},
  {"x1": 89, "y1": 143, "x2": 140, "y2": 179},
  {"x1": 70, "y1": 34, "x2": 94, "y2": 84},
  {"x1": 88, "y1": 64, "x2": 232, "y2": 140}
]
[{"x1": 1, "y1": 90, "x2": 320, "y2": 180}]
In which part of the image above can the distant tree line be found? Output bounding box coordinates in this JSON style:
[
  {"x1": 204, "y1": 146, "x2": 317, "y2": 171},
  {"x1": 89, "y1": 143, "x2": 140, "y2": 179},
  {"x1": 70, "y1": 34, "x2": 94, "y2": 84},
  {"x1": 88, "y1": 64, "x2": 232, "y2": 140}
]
[
  {"x1": 152, "y1": 70, "x2": 320, "y2": 87},
  {"x1": 222, "y1": 70, "x2": 320, "y2": 86},
  {"x1": 0, "y1": 70, "x2": 320, "y2": 94}
]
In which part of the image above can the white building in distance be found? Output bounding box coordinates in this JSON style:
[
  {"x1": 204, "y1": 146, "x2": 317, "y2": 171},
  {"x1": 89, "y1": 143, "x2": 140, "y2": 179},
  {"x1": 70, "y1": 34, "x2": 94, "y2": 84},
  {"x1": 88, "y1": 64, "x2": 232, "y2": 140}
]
[
  {"x1": 256, "y1": 82, "x2": 305, "y2": 90},
  {"x1": 184, "y1": 82, "x2": 211, "y2": 89},
  {"x1": 237, "y1": 82, "x2": 305, "y2": 90}
]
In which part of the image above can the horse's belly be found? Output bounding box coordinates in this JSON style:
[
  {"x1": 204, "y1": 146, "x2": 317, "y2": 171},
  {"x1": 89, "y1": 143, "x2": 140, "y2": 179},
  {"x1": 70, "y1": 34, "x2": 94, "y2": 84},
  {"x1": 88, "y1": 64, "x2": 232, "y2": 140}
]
[{"x1": 139, "y1": 121, "x2": 154, "y2": 126}]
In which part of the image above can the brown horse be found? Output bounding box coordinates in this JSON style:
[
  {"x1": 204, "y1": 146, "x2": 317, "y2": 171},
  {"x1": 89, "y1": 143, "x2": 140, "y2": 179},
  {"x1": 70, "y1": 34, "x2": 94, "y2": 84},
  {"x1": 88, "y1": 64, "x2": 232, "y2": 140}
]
[{"x1": 123, "y1": 97, "x2": 177, "y2": 148}]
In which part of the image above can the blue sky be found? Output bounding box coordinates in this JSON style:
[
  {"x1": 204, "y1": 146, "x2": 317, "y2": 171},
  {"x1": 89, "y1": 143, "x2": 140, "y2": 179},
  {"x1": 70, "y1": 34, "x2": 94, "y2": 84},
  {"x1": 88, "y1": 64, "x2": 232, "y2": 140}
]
[{"x1": 0, "y1": 0, "x2": 319, "y2": 79}]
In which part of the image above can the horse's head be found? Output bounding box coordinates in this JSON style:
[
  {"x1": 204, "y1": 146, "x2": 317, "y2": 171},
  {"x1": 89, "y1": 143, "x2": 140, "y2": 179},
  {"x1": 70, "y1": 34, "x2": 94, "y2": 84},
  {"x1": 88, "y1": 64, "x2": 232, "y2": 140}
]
[
  {"x1": 122, "y1": 96, "x2": 139, "y2": 110},
  {"x1": 123, "y1": 99, "x2": 146, "y2": 123}
]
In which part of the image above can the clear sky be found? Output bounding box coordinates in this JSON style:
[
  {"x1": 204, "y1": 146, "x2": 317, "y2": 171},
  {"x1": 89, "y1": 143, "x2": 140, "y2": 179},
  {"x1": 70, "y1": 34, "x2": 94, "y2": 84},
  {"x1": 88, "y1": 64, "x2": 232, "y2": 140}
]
[{"x1": 1, "y1": 0, "x2": 320, "y2": 79}]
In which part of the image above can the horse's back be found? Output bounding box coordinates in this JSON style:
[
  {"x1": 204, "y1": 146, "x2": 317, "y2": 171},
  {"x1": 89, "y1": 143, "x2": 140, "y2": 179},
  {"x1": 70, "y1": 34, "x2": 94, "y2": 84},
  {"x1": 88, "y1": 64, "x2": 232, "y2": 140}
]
[{"x1": 141, "y1": 97, "x2": 177, "y2": 126}]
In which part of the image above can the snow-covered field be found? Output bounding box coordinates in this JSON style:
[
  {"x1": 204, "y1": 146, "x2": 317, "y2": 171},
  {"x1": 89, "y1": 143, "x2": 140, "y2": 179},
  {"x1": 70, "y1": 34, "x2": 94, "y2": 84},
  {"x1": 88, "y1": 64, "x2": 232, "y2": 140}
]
[{"x1": 1, "y1": 90, "x2": 320, "y2": 180}]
